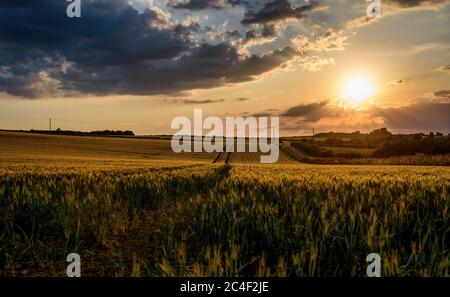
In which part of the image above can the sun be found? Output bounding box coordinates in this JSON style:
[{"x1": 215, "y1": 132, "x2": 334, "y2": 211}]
[{"x1": 342, "y1": 77, "x2": 374, "y2": 105}]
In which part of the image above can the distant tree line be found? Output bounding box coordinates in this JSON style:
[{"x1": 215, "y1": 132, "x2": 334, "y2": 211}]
[
  {"x1": 294, "y1": 128, "x2": 450, "y2": 158},
  {"x1": 373, "y1": 135, "x2": 450, "y2": 157},
  {"x1": 22, "y1": 129, "x2": 135, "y2": 137},
  {"x1": 316, "y1": 128, "x2": 393, "y2": 148}
]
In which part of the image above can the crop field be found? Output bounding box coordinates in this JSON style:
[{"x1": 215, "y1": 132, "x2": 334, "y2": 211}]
[
  {"x1": 0, "y1": 131, "x2": 215, "y2": 167},
  {"x1": 0, "y1": 132, "x2": 449, "y2": 277},
  {"x1": 160, "y1": 165, "x2": 450, "y2": 277},
  {"x1": 228, "y1": 151, "x2": 294, "y2": 164}
]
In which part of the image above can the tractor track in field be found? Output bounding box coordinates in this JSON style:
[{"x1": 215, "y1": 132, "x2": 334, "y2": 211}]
[
  {"x1": 84, "y1": 163, "x2": 232, "y2": 276},
  {"x1": 212, "y1": 151, "x2": 230, "y2": 164},
  {"x1": 71, "y1": 164, "x2": 232, "y2": 276}
]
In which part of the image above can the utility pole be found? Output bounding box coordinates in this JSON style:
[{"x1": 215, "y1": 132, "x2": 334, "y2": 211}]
[
  {"x1": 49, "y1": 118, "x2": 52, "y2": 132},
  {"x1": 312, "y1": 128, "x2": 315, "y2": 136}
]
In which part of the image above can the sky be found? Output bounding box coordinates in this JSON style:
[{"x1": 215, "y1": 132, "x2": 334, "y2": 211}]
[{"x1": 0, "y1": 0, "x2": 449, "y2": 135}]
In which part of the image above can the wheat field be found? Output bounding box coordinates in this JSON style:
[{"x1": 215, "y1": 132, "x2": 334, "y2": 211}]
[{"x1": 0, "y1": 132, "x2": 449, "y2": 276}]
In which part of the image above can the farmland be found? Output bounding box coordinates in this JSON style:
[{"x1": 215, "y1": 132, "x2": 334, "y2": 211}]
[
  {"x1": 0, "y1": 132, "x2": 449, "y2": 276},
  {"x1": 0, "y1": 131, "x2": 215, "y2": 166}
]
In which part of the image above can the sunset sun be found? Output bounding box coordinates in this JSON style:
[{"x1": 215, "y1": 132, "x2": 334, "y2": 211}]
[{"x1": 342, "y1": 77, "x2": 375, "y2": 105}]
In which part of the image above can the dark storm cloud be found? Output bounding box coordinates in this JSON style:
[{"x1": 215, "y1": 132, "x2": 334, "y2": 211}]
[
  {"x1": 0, "y1": 1, "x2": 191, "y2": 65},
  {"x1": 372, "y1": 100, "x2": 450, "y2": 132},
  {"x1": 0, "y1": 0, "x2": 193, "y2": 97},
  {"x1": 58, "y1": 43, "x2": 297, "y2": 96},
  {"x1": 167, "y1": 0, "x2": 258, "y2": 10},
  {"x1": 282, "y1": 101, "x2": 342, "y2": 122},
  {"x1": 0, "y1": 0, "x2": 297, "y2": 98},
  {"x1": 167, "y1": 0, "x2": 231, "y2": 10},
  {"x1": 241, "y1": 0, "x2": 319, "y2": 24}
]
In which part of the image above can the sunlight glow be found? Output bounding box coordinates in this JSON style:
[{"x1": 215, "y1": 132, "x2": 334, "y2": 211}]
[{"x1": 343, "y1": 77, "x2": 374, "y2": 105}]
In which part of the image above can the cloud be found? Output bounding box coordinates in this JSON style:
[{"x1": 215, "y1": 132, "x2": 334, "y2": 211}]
[
  {"x1": 167, "y1": 96, "x2": 251, "y2": 103},
  {"x1": 279, "y1": 96, "x2": 450, "y2": 133},
  {"x1": 292, "y1": 29, "x2": 347, "y2": 52},
  {"x1": 241, "y1": 0, "x2": 319, "y2": 24},
  {"x1": 346, "y1": 0, "x2": 450, "y2": 28},
  {"x1": 236, "y1": 97, "x2": 251, "y2": 101},
  {"x1": 239, "y1": 92, "x2": 450, "y2": 134},
  {"x1": 434, "y1": 90, "x2": 450, "y2": 99},
  {"x1": 282, "y1": 100, "x2": 342, "y2": 122},
  {"x1": 0, "y1": 0, "x2": 192, "y2": 97},
  {"x1": 409, "y1": 42, "x2": 450, "y2": 54},
  {"x1": 296, "y1": 56, "x2": 335, "y2": 71},
  {"x1": 385, "y1": 64, "x2": 448, "y2": 86},
  {"x1": 251, "y1": 111, "x2": 275, "y2": 117},
  {"x1": 226, "y1": 30, "x2": 242, "y2": 39},
  {"x1": 345, "y1": 16, "x2": 379, "y2": 29},
  {"x1": 167, "y1": 0, "x2": 231, "y2": 10},
  {"x1": 386, "y1": 0, "x2": 450, "y2": 9},
  {"x1": 167, "y1": 98, "x2": 225, "y2": 104},
  {"x1": 435, "y1": 65, "x2": 450, "y2": 74},
  {"x1": 244, "y1": 24, "x2": 281, "y2": 46},
  {"x1": 0, "y1": 0, "x2": 300, "y2": 98},
  {"x1": 7, "y1": 0, "x2": 444, "y2": 100},
  {"x1": 371, "y1": 99, "x2": 450, "y2": 132}
]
